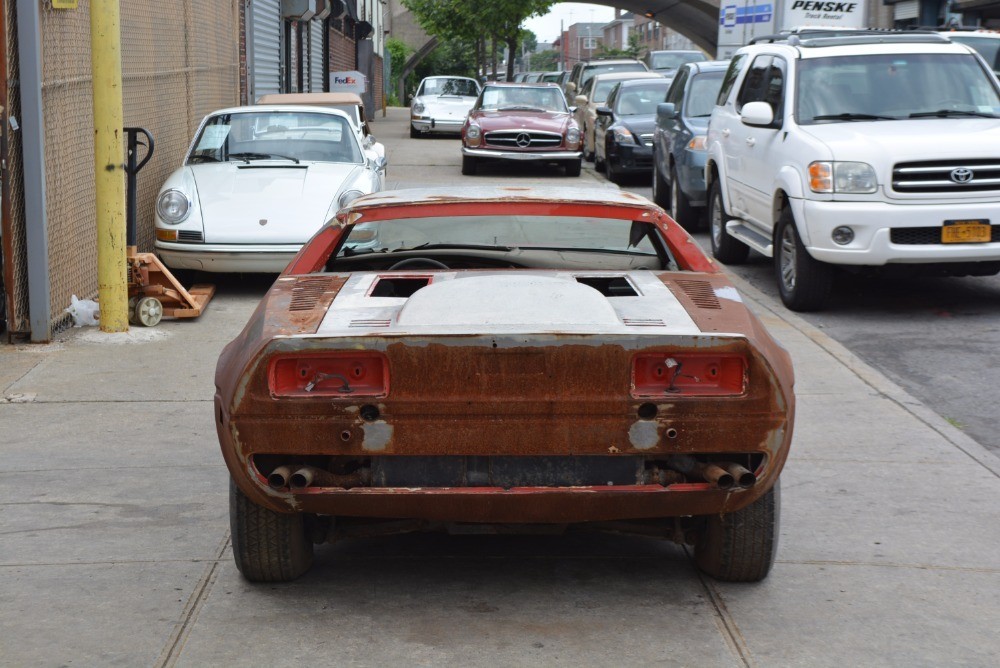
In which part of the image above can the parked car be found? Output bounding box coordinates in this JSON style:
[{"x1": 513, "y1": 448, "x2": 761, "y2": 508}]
[
  {"x1": 216, "y1": 185, "x2": 795, "y2": 583},
  {"x1": 409, "y1": 76, "x2": 482, "y2": 137},
  {"x1": 939, "y1": 27, "x2": 1000, "y2": 77},
  {"x1": 651, "y1": 60, "x2": 730, "y2": 230},
  {"x1": 644, "y1": 50, "x2": 708, "y2": 77},
  {"x1": 540, "y1": 70, "x2": 564, "y2": 83},
  {"x1": 564, "y1": 57, "x2": 649, "y2": 104},
  {"x1": 255, "y1": 92, "x2": 385, "y2": 178},
  {"x1": 154, "y1": 105, "x2": 384, "y2": 274},
  {"x1": 461, "y1": 83, "x2": 583, "y2": 176},
  {"x1": 706, "y1": 30, "x2": 1000, "y2": 311},
  {"x1": 593, "y1": 78, "x2": 672, "y2": 183},
  {"x1": 575, "y1": 71, "x2": 664, "y2": 161}
]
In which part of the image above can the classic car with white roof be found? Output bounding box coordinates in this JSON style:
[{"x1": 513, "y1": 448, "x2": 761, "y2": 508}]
[
  {"x1": 154, "y1": 105, "x2": 385, "y2": 274},
  {"x1": 409, "y1": 76, "x2": 482, "y2": 137},
  {"x1": 216, "y1": 186, "x2": 795, "y2": 584}
]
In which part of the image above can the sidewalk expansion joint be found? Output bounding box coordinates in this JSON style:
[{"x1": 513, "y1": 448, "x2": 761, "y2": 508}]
[{"x1": 686, "y1": 548, "x2": 755, "y2": 668}]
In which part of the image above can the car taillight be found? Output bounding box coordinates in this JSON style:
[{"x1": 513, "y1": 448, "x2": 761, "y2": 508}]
[
  {"x1": 631, "y1": 353, "x2": 746, "y2": 397},
  {"x1": 269, "y1": 352, "x2": 389, "y2": 398}
]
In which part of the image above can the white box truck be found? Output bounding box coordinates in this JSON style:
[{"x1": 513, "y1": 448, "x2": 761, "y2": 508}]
[{"x1": 717, "y1": 1, "x2": 868, "y2": 58}]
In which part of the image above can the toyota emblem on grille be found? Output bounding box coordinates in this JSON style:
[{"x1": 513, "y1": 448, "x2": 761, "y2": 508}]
[
  {"x1": 950, "y1": 168, "x2": 974, "y2": 183},
  {"x1": 515, "y1": 132, "x2": 532, "y2": 148}
]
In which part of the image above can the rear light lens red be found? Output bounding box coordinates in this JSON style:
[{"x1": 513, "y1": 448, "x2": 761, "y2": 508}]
[
  {"x1": 631, "y1": 353, "x2": 746, "y2": 398},
  {"x1": 269, "y1": 352, "x2": 389, "y2": 398}
]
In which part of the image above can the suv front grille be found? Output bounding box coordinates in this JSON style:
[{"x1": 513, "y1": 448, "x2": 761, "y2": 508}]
[
  {"x1": 890, "y1": 225, "x2": 1000, "y2": 245},
  {"x1": 893, "y1": 159, "x2": 1000, "y2": 194},
  {"x1": 639, "y1": 133, "x2": 654, "y2": 147},
  {"x1": 484, "y1": 130, "x2": 563, "y2": 149}
]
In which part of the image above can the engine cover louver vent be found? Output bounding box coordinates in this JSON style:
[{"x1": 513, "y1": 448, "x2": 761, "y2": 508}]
[
  {"x1": 674, "y1": 279, "x2": 722, "y2": 310},
  {"x1": 289, "y1": 277, "x2": 337, "y2": 311}
]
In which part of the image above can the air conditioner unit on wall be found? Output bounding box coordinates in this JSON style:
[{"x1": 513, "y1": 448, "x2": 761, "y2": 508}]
[{"x1": 282, "y1": 0, "x2": 317, "y2": 21}]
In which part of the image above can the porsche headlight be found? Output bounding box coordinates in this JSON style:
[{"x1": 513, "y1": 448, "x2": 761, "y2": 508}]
[
  {"x1": 156, "y1": 189, "x2": 191, "y2": 224},
  {"x1": 412, "y1": 101, "x2": 425, "y2": 116},
  {"x1": 338, "y1": 189, "x2": 366, "y2": 210}
]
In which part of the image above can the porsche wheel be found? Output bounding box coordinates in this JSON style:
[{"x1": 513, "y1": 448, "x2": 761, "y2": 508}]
[
  {"x1": 652, "y1": 161, "x2": 670, "y2": 210},
  {"x1": 461, "y1": 155, "x2": 477, "y2": 176},
  {"x1": 708, "y1": 181, "x2": 749, "y2": 264},
  {"x1": 695, "y1": 481, "x2": 779, "y2": 582},
  {"x1": 564, "y1": 159, "x2": 582, "y2": 177},
  {"x1": 230, "y1": 479, "x2": 313, "y2": 582},
  {"x1": 670, "y1": 166, "x2": 700, "y2": 231},
  {"x1": 775, "y1": 207, "x2": 834, "y2": 312},
  {"x1": 409, "y1": 124, "x2": 420, "y2": 139}
]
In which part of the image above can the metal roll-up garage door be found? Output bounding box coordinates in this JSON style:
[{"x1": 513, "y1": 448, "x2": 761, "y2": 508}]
[
  {"x1": 251, "y1": 0, "x2": 283, "y2": 99},
  {"x1": 309, "y1": 19, "x2": 326, "y2": 92}
]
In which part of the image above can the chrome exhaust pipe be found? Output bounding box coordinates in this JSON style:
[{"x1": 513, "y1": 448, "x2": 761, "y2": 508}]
[
  {"x1": 290, "y1": 466, "x2": 371, "y2": 490},
  {"x1": 267, "y1": 465, "x2": 292, "y2": 490},
  {"x1": 722, "y1": 462, "x2": 757, "y2": 488},
  {"x1": 667, "y1": 455, "x2": 735, "y2": 490}
]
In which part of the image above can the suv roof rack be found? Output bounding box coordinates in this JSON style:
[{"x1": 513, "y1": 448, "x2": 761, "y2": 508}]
[{"x1": 749, "y1": 29, "x2": 949, "y2": 47}]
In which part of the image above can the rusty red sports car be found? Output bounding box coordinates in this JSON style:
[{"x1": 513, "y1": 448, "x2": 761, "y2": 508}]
[
  {"x1": 215, "y1": 186, "x2": 795, "y2": 583},
  {"x1": 460, "y1": 83, "x2": 583, "y2": 176}
]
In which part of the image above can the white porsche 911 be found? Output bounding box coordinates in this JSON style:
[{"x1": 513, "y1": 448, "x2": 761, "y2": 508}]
[
  {"x1": 154, "y1": 105, "x2": 385, "y2": 274},
  {"x1": 409, "y1": 76, "x2": 482, "y2": 138}
]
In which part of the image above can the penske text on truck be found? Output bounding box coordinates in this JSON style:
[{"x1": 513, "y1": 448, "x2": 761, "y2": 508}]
[{"x1": 717, "y1": 0, "x2": 868, "y2": 58}]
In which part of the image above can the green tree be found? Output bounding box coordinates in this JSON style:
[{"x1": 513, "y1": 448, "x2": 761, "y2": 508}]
[
  {"x1": 529, "y1": 49, "x2": 560, "y2": 72},
  {"x1": 385, "y1": 38, "x2": 413, "y2": 106},
  {"x1": 596, "y1": 33, "x2": 643, "y2": 60}
]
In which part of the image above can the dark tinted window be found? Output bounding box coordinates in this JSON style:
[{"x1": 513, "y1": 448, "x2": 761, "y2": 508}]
[
  {"x1": 717, "y1": 54, "x2": 747, "y2": 105},
  {"x1": 665, "y1": 68, "x2": 689, "y2": 105},
  {"x1": 737, "y1": 56, "x2": 772, "y2": 109}
]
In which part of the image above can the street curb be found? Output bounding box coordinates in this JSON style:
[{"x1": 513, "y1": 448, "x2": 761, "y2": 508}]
[{"x1": 726, "y1": 269, "x2": 1000, "y2": 478}]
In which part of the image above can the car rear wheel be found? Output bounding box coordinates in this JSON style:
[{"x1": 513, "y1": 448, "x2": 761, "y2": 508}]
[
  {"x1": 564, "y1": 159, "x2": 582, "y2": 177},
  {"x1": 652, "y1": 159, "x2": 670, "y2": 209},
  {"x1": 695, "y1": 481, "x2": 780, "y2": 582},
  {"x1": 670, "y1": 165, "x2": 700, "y2": 231},
  {"x1": 708, "y1": 180, "x2": 749, "y2": 264},
  {"x1": 461, "y1": 155, "x2": 477, "y2": 176},
  {"x1": 230, "y1": 479, "x2": 313, "y2": 582},
  {"x1": 774, "y1": 207, "x2": 834, "y2": 312}
]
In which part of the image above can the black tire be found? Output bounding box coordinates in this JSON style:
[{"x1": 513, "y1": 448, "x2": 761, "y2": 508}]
[
  {"x1": 670, "y1": 166, "x2": 701, "y2": 231},
  {"x1": 564, "y1": 159, "x2": 582, "y2": 177},
  {"x1": 604, "y1": 146, "x2": 620, "y2": 184},
  {"x1": 708, "y1": 180, "x2": 749, "y2": 264},
  {"x1": 652, "y1": 159, "x2": 671, "y2": 210},
  {"x1": 695, "y1": 481, "x2": 780, "y2": 582},
  {"x1": 409, "y1": 124, "x2": 419, "y2": 139},
  {"x1": 774, "y1": 207, "x2": 834, "y2": 312},
  {"x1": 594, "y1": 141, "x2": 605, "y2": 171},
  {"x1": 230, "y1": 479, "x2": 313, "y2": 582},
  {"x1": 584, "y1": 149, "x2": 595, "y2": 163},
  {"x1": 461, "y1": 155, "x2": 477, "y2": 176}
]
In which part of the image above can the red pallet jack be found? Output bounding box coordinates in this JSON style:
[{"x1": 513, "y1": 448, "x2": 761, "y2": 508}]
[{"x1": 124, "y1": 127, "x2": 214, "y2": 326}]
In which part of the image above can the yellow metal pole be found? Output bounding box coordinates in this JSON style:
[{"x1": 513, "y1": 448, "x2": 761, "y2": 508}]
[{"x1": 91, "y1": 0, "x2": 128, "y2": 332}]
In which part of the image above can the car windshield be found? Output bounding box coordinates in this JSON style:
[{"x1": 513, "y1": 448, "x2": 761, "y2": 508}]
[
  {"x1": 581, "y1": 62, "x2": 646, "y2": 88},
  {"x1": 593, "y1": 79, "x2": 624, "y2": 104},
  {"x1": 796, "y1": 53, "x2": 1000, "y2": 123},
  {"x1": 651, "y1": 52, "x2": 706, "y2": 71},
  {"x1": 419, "y1": 78, "x2": 480, "y2": 97},
  {"x1": 336, "y1": 215, "x2": 663, "y2": 269},
  {"x1": 188, "y1": 111, "x2": 364, "y2": 164},
  {"x1": 616, "y1": 84, "x2": 670, "y2": 115},
  {"x1": 480, "y1": 87, "x2": 568, "y2": 112},
  {"x1": 686, "y1": 72, "x2": 725, "y2": 117}
]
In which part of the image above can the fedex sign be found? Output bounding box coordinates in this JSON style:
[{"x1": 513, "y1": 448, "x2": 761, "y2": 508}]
[{"x1": 330, "y1": 70, "x2": 366, "y2": 94}]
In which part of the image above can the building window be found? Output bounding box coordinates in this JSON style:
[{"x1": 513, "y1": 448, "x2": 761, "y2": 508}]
[{"x1": 583, "y1": 37, "x2": 597, "y2": 50}]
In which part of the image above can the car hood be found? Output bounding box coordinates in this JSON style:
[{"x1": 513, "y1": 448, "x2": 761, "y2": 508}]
[
  {"x1": 416, "y1": 95, "x2": 477, "y2": 113},
  {"x1": 471, "y1": 110, "x2": 572, "y2": 133},
  {"x1": 619, "y1": 114, "x2": 656, "y2": 136},
  {"x1": 799, "y1": 117, "x2": 1000, "y2": 163},
  {"x1": 190, "y1": 162, "x2": 362, "y2": 244}
]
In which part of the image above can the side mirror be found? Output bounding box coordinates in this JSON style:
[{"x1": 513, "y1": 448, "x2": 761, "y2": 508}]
[
  {"x1": 568, "y1": 106, "x2": 577, "y2": 114},
  {"x1": 565, "y1": 82, "x2": 576, "y2": 93},
  {"x1": 374, "y1": 156, "x2": 388, "y2": 171},
  {"x1": 363, "y1": 135, "x2": 375, "y2": 148},
  {"x1": 574, "y1": 94, "x2": 588, "y2": 107},
  {"x1": 656, "y1": 102, "x2": 677, "y2": 121},
  {"x1": 596, "y1": 106, "x2": 613, "y2": 117},
  {"x1": 741, "y1": 101, "x2": 775, "y2": 127},
  {"x1": 407, "y1": 93, "x2": 414, "y2": 102}
]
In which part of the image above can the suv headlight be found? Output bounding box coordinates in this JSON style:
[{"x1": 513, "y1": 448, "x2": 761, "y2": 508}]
[
  {"x1": 156, "y1": 189, "x2": 191, "y2": 224},
  {"x1": 809, "y1": 161, "x2": 877, "y2": 194},
  {"x1": 612, "y1": 127, "x2": 636, "y2": 144}
]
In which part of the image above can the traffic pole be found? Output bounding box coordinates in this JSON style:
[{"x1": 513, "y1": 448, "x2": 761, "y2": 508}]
[{"x1": 91, "y1": 0, "x2": 128, "y2": 332}]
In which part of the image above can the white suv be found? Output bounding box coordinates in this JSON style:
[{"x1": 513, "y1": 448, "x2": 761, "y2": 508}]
[{"x1": 705, "y1": 31, "x2": 1000, "y2": 311}]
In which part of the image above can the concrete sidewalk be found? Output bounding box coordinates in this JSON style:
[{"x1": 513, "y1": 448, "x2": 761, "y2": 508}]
[{"x1": 1, "y1": 108, "x2": 997, "y2": 667}]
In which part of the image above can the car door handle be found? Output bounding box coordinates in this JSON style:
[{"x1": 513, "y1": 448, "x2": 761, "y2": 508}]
[
  {"x1": 745, "y1": 137, "x2": 756, "y2": 147},
  {"x1": 721, "y1": 128, "x2": 730, "y2": 138}
]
